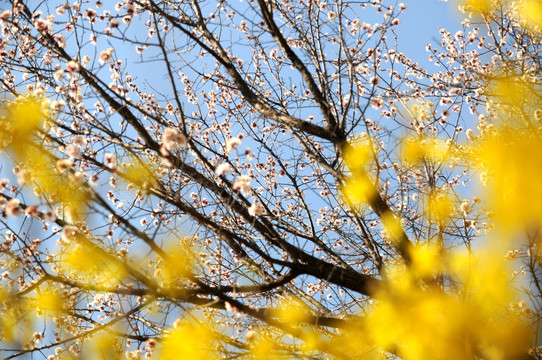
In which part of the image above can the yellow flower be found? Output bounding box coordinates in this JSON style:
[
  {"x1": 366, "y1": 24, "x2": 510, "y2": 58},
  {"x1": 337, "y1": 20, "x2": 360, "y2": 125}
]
[
  {"x1": 342, "y1": 173, "x2": 377, "y2": 206},
  {"x1": 159, "y1": 318, "x2": 216, "y2": 360}
]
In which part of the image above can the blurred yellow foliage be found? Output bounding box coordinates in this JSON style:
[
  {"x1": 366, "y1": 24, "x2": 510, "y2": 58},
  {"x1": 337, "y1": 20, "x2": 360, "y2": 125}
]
[
  {"x1": 0, "y1": 96, "x2": 46, "y2": 151},
  {"x1": 460, "y1": 0, "x2": 497, "y2": 14},
  {"x1": 1, "y1": 95, "x2": 88, "y2": 222},
  {"x1": 122, "y1": 156, "x2": 158, "y2": 191},
  {"x1": 156, "y1": 239, "x2": 196, "y2": 287},
  {"x1": 381, "y1": 211, "x2": 403, "y2": 244},
  {"x1": 251, "y1": 337, "x2": 279, "y2": 360},
  {"x1": 342, "y1": 173, "x2": 377, "y2": 206}
]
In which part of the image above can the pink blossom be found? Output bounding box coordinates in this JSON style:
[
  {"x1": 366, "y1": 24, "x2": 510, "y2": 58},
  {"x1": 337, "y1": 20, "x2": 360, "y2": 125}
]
[
  {"x1": 24, "y1": 205, "x2": 39, "y2": 217},
  {"x1": 72, "y1": 135, "x2": 87, "y2": 147}
]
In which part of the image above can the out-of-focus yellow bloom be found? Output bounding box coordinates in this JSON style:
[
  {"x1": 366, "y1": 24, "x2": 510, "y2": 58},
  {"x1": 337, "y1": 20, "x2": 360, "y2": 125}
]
[
  {"x1": 342, "y1": 173, "x2": 377, "y2": 206},
  {"x1": 61, "y1": 240, "x2": 126, "y2": 285},
  {"x1": 516, "y1": 0, "x2": 542, "y2": 31},
  {"x1": 427, "y1": 190, "x2": 454, "y2": 224},
  {"x1": 301, "y1": 331, "x2": 322, "y2": 355},
  {"x1": 1, "y1": 95, "x2": 88, "y2": 222},
  {"x1": 122, "y1": 156, "x2": 158, "y2": 191},
  {"x1": 271, "y1": 296, "x2": 311, "y2": 325},
  {"x1": 0, "y1": 296, "x2": 33, "y2": 345},
  {"x1": 487, "y1": 75, "x2": 538, "y2": 123},
  {"x1": 348, "y1": 245, "x2": 532, "y2": 359},
  {"x1": 409, "y1": 244, "x2": 444, "y2": 279},
  {"x1": 155, "y1": 238, "x2": 196, "y2": 288},
  {"x1": 343, "y1": 138, "x2": 373, "y2": 175},
  {"x1": 401, "y1": 136, "x2": 450, "y2": 165},
  {"x1": 460, "y1": 0, "x2": 496, "y2": 14},
  {"x1": 83, "y1": 331, "x2": 121, "y2": 360},
  {"x1": 36, "y1": 288, "x2": 65, "y2": 315},
  {"x1": 342, "y1": 138, "x2": 379, "y2": 206},
  {"x1": 474, "y1": 128, "x2": 542, "y2": 230},
  {"x1": 159, "y1": 318, "x2": 216, "y2": 360},
  {"x1": 250, "y1": 336, "x2": 280, "y2": 360},
  {"x1": 0, "y1": 96, "x2": 46, "y2": 151},
  {"x1": 381, "y1": 211, "x2": 403, "y2": 244}
]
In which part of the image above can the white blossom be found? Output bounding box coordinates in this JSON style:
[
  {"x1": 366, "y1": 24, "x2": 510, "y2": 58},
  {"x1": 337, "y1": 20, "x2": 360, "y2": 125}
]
[
  {"x1": 248, "y1": 202, "x2": 265, "y2": 216},
  {"x1": 162, "y1": 127, "x2": 187, "y2": 151},
  {"x1": 215, "y1": 163, "x2": 232, "y2": 176},
  {"x1": 233, "y1": 175, "x2": 251, "y2": 194},
  {"x1": 225, "y1": 137, "x2": 241, "y2": 154}
]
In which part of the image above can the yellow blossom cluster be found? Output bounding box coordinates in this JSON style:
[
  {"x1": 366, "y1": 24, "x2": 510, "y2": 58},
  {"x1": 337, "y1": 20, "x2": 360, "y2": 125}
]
[{"x1": 0, "y1": 96, "x2": 88, "y2": 222}]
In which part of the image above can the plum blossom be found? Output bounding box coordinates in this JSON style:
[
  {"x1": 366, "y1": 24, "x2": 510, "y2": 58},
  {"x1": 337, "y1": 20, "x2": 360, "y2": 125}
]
[
  {"x1": 56, "y1": 159, "x2": 74, "y2": 172},
  {"x1": 225, "y1": 137, "x2": 241, "y2": 154},
  {"x1": 99, "y1": 48, "x2": 114, "y2": 64},
  {"x1": 248, "y1": 202, "x2": 265, "y2": 216},
  {"x1": 104, "y1": 153, "x2": 118, "y2": 169},
  {"x1": 66, "y1": 60, "x2": 79, "y2": 75},
  {"x1": 215, "y1": 163, "x2": 232, "y2": 176},
  {"x1": 162, "y1": 127, "x2": 187, "y2": 151},
  {"x1": 24, "y1": 205, "x2": 39, "y2": 217},
  {"x1": 6, "y1": 198, "x2": 22, "y2": 216},
  {"x1": 72, "y1": 135, "x2": 87, "y2": 147},
  {"x1": 233, "y1": 175, "x2": 251, "y2": 194},
  {"x1": 65, "y1": 145, "x2": 82, "y2": 159},
  {"x1": 0, "y1": 178, "x2": 9, "y2": 191},
  {"x1": 61, "y1": 225, "x2": 78, "y2": 242}
]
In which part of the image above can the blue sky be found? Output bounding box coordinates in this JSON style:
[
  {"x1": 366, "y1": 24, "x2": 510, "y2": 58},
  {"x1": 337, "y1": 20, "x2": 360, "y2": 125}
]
[{"x1": 400, "y1": 0, "x2": 461, "y2": 63}]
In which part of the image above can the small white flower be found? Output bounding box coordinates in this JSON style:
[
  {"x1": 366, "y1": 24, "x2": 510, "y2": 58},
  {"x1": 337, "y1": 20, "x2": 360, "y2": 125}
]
[
  {"x1": 233, "y1": 175, "x2": 251, "y2": 194},
  {"x1": 460, "y1": 200, "x2": 472, "y2": 215},
  {"x1": 225, "y1": 137, "x2": 241, "y2": 154},
  {"x1": 6, "y1": 198, "x2": 22, "y2": 216},
  {"x1": 66, "y1": 145, "x2": 81, "y2": 159},
  {"x1": 61, "y1": 225, "x2": 78, "y2": 242},
  {"x1": 104, "y1": 153, "x2": 117, "y2": 169},
  {"x1": 56, "y1": 159, "x2": 74, "y2": 172},
  {"x1": 215, "y1": 163, "x2": 232, "y2": 176},
  {"x1": 66, "y1": 60, "x2": 79, "y2": 75},
  {"x1": 72, "y1": 135, "x2": 87, "y2": 147},
  {"x1": 248, "y1": 202, "x2": 265, "y2": 216},
  {"x1": 99, "y1": 48, "x2": 114, "y2": 64},
  {"x1": 162, "y1": 127, "x2": 187, "y2": 151},
  {"x1": 0, "y1": 178, "x2": 9, "y2": 191}
]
